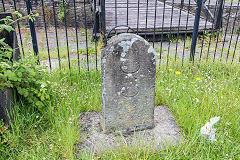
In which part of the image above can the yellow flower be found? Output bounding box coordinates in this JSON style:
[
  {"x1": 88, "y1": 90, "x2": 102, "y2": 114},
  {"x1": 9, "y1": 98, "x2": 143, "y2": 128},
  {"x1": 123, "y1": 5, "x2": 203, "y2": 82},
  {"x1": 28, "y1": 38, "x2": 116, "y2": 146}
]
[
  {"x1": 169, "y1": 69, "x2": 173, "y2": 72},
  {"x1": 176, "y1": 71, "x2": 181, "y2": 75},
  {"x1": 196, "y1": 77, "x2": 201, "y2": 81}
]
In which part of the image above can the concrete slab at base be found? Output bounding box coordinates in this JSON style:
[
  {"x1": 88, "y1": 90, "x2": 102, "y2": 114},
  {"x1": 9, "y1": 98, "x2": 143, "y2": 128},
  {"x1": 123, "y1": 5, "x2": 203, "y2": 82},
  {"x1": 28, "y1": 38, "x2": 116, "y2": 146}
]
[{"x1": 78, "y1": 106, "x2": 181, "y2": 153}]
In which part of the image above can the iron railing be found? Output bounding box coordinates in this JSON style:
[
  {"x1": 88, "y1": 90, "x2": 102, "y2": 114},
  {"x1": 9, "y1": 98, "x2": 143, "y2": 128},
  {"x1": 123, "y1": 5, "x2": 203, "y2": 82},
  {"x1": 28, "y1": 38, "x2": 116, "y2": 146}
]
[{"x1": 0, "y1": 0, "x2": 239, "y2": 71}]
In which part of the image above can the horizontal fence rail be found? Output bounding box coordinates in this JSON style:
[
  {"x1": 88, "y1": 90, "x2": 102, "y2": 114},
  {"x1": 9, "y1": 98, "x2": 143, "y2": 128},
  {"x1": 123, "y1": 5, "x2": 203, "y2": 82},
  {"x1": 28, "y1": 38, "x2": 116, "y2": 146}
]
[{"x1": 0, "y1": 0, "x2": 239, "y2": 71}]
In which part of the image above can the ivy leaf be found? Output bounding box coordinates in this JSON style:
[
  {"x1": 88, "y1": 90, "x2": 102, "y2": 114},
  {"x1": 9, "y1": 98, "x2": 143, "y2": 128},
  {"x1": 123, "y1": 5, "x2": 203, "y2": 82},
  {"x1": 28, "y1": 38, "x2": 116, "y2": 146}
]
[
  {"x1": 29, "y1": 68, "x2": 36, "y2": 76},
  {"x1": 35, "y1": 101, "x2": 44, "y2": 111},
  {"x1": 5, "y1": 70, "x2": 18, "y2": 81},
  {"x1": 40, "y1": 96, "x2": 45, "y2": 101},
  {"x1": 45, "y1": 95, "x2": 50, "y2": 99},
  {"x1": 0, "y1": 24, "x2": 14, "y2": 32},
  {"x1": 0, "y1": 73, "x2": 6, "y2": 81},
  {"x1": 24, "y1": 91, "x2": 29, "y2": 97},
  {"x1": 0, "y1": 38, "x2": 9, "y2": 47},
  {"x1": 17, "y1": 72, "x2": 22, "y2": 78},
  {"x1": 17, "y1": 87, "x2": 23, "y2": 95}
]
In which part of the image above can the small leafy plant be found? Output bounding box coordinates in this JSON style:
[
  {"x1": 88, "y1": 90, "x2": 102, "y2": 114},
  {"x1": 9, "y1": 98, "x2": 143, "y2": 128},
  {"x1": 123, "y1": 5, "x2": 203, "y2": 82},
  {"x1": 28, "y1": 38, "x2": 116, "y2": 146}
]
[
  {"x1": 58, "y1": 0, "x2": 69, "y2": 22},
  {"x1": 0, "y1": 13, "x2": 50, "y2": 112},
  {"x1": 0, "y1": 56, "x2": 51, "y2": 111}
]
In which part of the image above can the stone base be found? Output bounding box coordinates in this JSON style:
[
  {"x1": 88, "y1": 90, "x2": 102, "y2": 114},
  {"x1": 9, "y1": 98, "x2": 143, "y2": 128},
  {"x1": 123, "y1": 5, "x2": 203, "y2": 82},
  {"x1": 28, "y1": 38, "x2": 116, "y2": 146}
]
[{"x1": 78, "y1": 106, "x2": 182, "y2": 153}]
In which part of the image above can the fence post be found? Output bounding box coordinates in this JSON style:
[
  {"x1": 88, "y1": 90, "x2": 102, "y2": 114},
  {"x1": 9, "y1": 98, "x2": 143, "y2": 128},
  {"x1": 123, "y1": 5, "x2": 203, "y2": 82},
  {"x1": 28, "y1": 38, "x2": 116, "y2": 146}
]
[
  {"x1": 100, "y1": 0, "x2": 106, "y2": 45},
  {"x1": 25, "y1": 0, "x2": 39, "y2": 56},
  {"x1": 1, "y1": 0, "x2": 5, "y2": 12},
  {"x1": 93, "y1": 0, "x2": 100, "y2": 34},
  {"x1": 214, "y1": 0, "x2": 224, "y2": 30},
  {"x1": 190, "y1": 0, "x2": 203, "y2": 62}
]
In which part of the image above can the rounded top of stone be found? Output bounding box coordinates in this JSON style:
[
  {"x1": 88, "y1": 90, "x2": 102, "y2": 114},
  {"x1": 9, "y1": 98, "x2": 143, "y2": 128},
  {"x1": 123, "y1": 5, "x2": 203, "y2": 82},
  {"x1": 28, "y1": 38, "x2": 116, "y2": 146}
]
[{"x1": 107, "y1": 33, "x2": 149, "y2": 46}]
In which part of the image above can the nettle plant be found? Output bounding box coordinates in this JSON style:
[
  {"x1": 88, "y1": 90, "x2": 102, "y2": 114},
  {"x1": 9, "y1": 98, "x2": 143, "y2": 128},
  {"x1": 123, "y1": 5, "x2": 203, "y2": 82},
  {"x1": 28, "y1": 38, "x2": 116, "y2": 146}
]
[{"x1": 0, "y1": 13, "x2": 50, "y2": 112}]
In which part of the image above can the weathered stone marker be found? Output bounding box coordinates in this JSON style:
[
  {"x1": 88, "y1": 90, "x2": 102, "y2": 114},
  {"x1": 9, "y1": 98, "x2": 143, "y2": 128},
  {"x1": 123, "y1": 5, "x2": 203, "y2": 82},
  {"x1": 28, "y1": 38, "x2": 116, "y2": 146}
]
[
  {"x1": 79, "y1": 33, "x2": 180, "y2": 152},
  {"x1": 101, "y1": 33, "x2": 156, "y2": 133}
]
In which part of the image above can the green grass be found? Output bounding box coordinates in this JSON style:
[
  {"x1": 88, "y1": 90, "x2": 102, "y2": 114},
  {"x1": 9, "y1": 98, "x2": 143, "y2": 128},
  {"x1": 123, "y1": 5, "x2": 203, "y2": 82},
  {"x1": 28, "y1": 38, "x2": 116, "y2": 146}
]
[
  {"x1": 1, "y1": 58, "x2": 240, "y2": 159},
  {"x1": 96, "y1": 60, "x2": 240, "y2": 159},
  {"x1": 38, "y1": 44, "x2": 100, "y2": 60},
  {"x1": 21, "y1": 29, "x2": 102, "y2": 61},
  {"x1": 177, "y1": 31, "x2": 240, "y2": 60},
  {"x1": 1, "y1": 67, "x2": 101, "y2": 159}
]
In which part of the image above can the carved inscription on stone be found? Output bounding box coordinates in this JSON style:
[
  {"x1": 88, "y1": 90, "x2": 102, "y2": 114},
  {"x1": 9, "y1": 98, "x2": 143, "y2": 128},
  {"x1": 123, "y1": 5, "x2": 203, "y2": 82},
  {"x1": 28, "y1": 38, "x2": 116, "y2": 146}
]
[
  {"x1": 101, "y1": 33, "x2": 156, "y2": 134},
  {"x1": 121, "y1": 74, "x2": 139, "y2": 97}
]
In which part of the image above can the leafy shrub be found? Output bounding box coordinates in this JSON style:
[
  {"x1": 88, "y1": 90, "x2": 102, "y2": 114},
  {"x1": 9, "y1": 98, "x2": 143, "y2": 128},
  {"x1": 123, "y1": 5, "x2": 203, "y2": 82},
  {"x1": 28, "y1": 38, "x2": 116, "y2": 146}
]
[
  {"x1": 0, "y1": 15, "x2": 50, "y2": 112},
  {"x1": 1, "y1": 56, "x2": 50, "y2": 111}
]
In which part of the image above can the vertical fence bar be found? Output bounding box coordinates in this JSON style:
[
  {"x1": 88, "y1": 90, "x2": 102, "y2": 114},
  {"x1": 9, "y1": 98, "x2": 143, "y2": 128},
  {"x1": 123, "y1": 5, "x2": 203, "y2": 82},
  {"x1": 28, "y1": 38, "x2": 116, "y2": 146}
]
[
  {"x1": 167, "y1": 0, "x2": 175, "y2": 67},
  {"x1": 62, "y1": 0, "x2": 71, "y2": 71},
  {"x1": 213, "y1": 21, "x2": 222, "y2": 62},
  {"x1": 206, "y1": 0, "x2": 222, "y2": 62},
  {"x1": 232, "y1": 26, "x2": 240, "y2": 63},
  {"x1": 190, "y1": 0, "x2": 202, "y2": 63},
  {"x1": 220, "y1": 0, "x2": 233, "y2": 61},
  {"x1": 13, "y1": 0, "x2": 25, "y2": 56},
  {"x1": 101, "y1": 0, "x2": 107, "y2": 46},
  {"x1": 214, "y1": 0, "x2": 225, "y2": 63},
  {"x1": 213, "y1": 1, "x2": 226, "y2": 62},
  {"x1": 52, "y1": 0, "x2": 61, "y2": 70},
  {"x1": 136, "y1": 0, "x2": 140, "y2": 34},
  {"x1": 182, "y1": 0, "x2": 191, "y2": 66},
  {"x1": 127, "y1": 0, "x2": 129, "y2": 26},
  {"x1": 199, "y1": 0, "x2": 212, "y2": 62},
  {"x1": 73, "y1": 0, "x2": 80, "y2": 72},
  {"x1": 41, "y1": 0, "x2": 51, "y2": 70},
  {"x1": 226, "y1": 0, "x2": 240, "y2": 63},
  {"x1": 93, "y1": 0, "x2": 98, "y2": 70},
  {"x1": 159, "y1": 0, "x2": 166, "y2": 68},
  {"x1": 26, "y1": 0, "x2": 39, "y2": 57},
  {"x1": 1, "y1": 0, "x2": 5, "y2": 12},
  {"x1": 144, "y1": 0, "x2": 149, "y2": 39},
  {"x1": 175, "y1": 0, "x2": 184, "y2": 61},
  {"x1": 152, "y1": 0, "x2": 157, "y2": 48},
  {"x1": 115, "y1": 0, "x2": 117, "y2": 26},
  {"x1": 84, "y1": 0, "x2": 89, "y2": 71},
  {"x1": 214, "y1": 0, "x2": 224, "y2": 30}
]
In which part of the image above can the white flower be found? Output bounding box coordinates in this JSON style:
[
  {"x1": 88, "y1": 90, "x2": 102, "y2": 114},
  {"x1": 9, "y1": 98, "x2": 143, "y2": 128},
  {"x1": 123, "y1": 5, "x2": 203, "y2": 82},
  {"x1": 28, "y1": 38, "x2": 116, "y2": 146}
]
[
  {"x1": 201, "y1": 116, "x2": 220, "y2": 142},
  {"x1": 193, "y1": 98, "x2": 199, "y2": 103},
  {"x1": 41, "y1": 84, "x2": 45, "y2": 88},
  {"x1": 36, "y1": 115, "x2": 39, "y2": 119}
]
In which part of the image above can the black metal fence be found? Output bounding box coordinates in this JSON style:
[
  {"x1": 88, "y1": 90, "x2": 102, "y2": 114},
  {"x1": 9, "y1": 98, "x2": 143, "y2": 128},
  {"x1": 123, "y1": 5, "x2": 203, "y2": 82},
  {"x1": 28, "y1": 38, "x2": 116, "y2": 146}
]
[{"x1": 1, "y1": 0, "x2": 240, "y2": 71}]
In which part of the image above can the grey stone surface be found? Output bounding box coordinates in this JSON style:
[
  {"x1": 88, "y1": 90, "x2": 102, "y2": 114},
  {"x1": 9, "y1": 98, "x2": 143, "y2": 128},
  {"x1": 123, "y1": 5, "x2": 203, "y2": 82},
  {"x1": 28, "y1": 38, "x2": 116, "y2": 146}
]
[
  {"x1": 101, "y1": 33, "x2": 156, "y2": 134},
  {"x1": 78, "y1": 106, "x2": 181, "y2": 153}
]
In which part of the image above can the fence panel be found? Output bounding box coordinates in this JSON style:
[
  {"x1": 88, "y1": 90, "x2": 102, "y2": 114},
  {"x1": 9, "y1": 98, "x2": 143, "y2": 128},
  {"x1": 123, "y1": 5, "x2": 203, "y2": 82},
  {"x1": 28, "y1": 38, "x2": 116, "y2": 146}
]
[{"x1": 0, "y1": 0, "x2": 239, "y2": 71}]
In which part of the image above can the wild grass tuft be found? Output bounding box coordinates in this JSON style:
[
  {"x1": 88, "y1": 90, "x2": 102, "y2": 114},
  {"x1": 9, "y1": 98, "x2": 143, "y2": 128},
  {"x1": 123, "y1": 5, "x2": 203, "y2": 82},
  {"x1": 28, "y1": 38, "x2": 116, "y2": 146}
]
[{"x1": 1, "y1": 58, "x2": 240, "y2": 159}]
